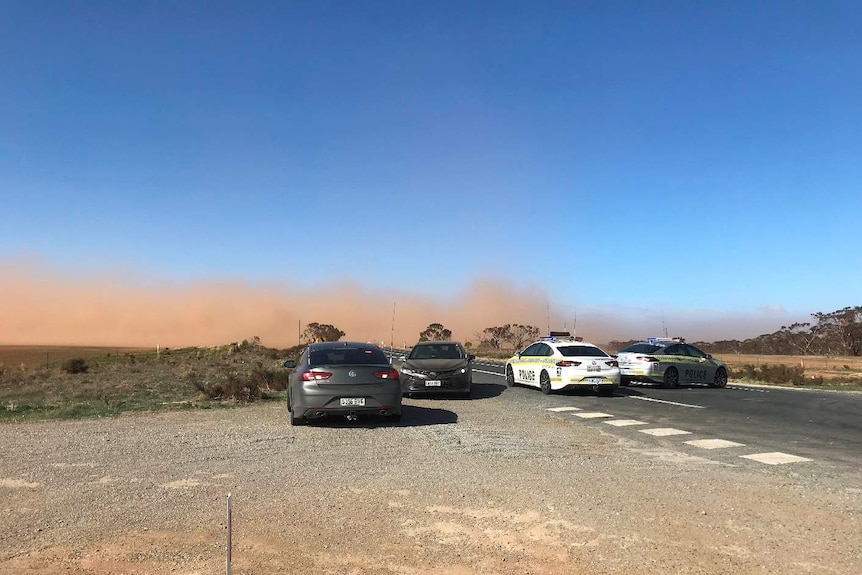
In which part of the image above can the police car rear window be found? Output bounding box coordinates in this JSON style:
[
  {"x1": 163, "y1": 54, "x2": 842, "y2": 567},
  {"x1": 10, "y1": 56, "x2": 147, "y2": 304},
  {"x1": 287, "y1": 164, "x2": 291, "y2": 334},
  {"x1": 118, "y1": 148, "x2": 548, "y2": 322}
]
[
  {"x1": 558, "y1": 346, "x2": 609, "y2": 357},
  {"x1": 619, "y1": 343, "x2": 662, "y2": 354}
]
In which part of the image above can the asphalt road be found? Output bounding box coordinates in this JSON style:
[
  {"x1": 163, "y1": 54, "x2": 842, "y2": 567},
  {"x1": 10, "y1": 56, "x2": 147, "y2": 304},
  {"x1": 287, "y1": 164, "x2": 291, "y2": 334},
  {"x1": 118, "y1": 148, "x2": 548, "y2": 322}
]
[{"x1": 468, "y1": 360, "x2": 862, "y2": 473}]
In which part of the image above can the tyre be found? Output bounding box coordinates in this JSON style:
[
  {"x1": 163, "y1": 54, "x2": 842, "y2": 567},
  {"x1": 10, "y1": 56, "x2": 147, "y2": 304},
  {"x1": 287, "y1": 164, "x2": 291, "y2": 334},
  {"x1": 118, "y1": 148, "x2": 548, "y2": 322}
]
[
  {"x1": 619, "y1": 376, "x2": 630, "y2": 387},
  {"x1": 505, "y1": 365, "x2": 515, "y2": 388},
  {"x1": 387, "y1": 412, "x2": 402, "y2": 423},
  {"x1": 539, "y1": 371, "x2": 552, "y2": 395},
  {"x1": 710, "y1": 367, "x2": 728, "y2": 388},
  {"x1": 597, "y1": 386, "x2": 617, "y2": 396},
  {"x1": 662, "y1": 367, "x2": 679, "y2": 389}
]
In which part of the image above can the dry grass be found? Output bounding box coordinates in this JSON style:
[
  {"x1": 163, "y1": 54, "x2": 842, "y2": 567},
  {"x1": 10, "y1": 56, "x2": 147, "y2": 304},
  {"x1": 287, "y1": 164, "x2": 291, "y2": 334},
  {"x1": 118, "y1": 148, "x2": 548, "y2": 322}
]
[
  {"x1": 0, "y1": 344, "x2": 292, "y2": 422},
  {"x1": 716, "y1": 353, "x2": 862, "y2": 380},
  {"x1": 0, "y1": 345, "x2": 149, "y2": 370}
]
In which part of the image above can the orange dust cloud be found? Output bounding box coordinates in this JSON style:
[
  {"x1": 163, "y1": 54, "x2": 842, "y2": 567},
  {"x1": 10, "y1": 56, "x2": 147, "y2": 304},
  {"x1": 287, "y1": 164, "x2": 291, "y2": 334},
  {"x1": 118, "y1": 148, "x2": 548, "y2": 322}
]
[
  {"x1": 0, "y1": 259, "x2": 797, "y2": 347},
  {"x1": 0, "y1": 260, "x2": 559, "y2": 347}
]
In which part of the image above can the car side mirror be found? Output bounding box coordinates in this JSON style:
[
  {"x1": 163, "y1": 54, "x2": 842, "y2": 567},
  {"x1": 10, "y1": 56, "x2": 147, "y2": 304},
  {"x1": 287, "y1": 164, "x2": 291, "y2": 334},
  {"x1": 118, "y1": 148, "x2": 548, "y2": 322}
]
[
  {"x1": 706, "y1": 354, "x2": 713, "y2": 360},
  {"x1": 467, "y1": 354, "x2": 476, "y2": 362},
  {"x1": 283, "y1": 359, "x2": 296, "y2": 369}
]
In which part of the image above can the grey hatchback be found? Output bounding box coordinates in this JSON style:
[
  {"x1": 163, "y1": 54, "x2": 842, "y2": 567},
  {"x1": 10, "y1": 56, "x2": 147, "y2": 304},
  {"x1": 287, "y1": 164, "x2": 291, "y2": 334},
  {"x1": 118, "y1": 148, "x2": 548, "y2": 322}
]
[{"x1": 284, "y1": 341, "x2": 402, "y2": 425}]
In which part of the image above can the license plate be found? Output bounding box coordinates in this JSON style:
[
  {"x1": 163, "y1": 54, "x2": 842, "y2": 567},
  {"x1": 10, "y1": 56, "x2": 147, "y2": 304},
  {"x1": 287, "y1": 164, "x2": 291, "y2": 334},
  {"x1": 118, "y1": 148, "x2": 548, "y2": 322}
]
[
  {"x1": 340, "y1": 397, "x2": 366, "y2": 407},
  {"x1": 586, "y1": 377, "x2": 603, "y2": 385},
  {"x1": 425, "y1": 380, "x2": 442, "y2": 387},
  {"x1": 587, "y1": 365, "x2": 600, "y2": 372}
]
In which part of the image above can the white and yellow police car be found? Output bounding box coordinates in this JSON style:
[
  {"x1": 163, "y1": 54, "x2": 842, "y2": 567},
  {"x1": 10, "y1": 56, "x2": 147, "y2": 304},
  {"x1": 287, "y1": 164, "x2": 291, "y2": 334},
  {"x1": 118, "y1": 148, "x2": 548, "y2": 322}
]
[
  {"x1": 504, "y1": 332, "x2": 620, "y2": 395},
  {"x1": 615, "y1": 337, "x2": 728, "y2": 388}
]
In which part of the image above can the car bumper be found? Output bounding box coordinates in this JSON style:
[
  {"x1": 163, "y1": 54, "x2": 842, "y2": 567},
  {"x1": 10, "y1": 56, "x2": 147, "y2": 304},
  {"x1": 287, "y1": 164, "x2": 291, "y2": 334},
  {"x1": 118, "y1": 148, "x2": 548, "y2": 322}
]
[
  {"x1": 619, "y1": 366, "x2": 661, "y2": 382},
  {"x1": 292, "y1": 382, "x2": 402, "y2": 418},
  {"x1": 557, "y1": 370, "x2": 620, "y2": 390},
  {"x1": 401, "y1": 373, "x2": 471, "y2": 395}
]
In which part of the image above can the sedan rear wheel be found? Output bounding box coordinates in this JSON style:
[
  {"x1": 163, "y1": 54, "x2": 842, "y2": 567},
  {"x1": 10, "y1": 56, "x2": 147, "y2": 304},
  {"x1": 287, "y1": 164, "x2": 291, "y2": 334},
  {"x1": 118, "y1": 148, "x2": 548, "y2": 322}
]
[
  {"x1": 662, "y1": 367, "x2": 679, "y2": 389},
  {"x1": 711, "y1": 367, "x2": 728, "y2": 388},
  {"x1": 505, "y1": 365, "x2": 515, "y2": 388},
  {"x1": 539, "y1": 371, "x2": 552, "y2": 395}
]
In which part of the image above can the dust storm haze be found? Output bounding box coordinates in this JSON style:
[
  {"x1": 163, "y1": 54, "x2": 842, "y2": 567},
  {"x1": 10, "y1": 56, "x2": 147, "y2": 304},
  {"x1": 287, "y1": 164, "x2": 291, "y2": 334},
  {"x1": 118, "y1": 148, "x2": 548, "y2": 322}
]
[{"x1": 1, "y1": 261, "x2": 793, "y2": 347}]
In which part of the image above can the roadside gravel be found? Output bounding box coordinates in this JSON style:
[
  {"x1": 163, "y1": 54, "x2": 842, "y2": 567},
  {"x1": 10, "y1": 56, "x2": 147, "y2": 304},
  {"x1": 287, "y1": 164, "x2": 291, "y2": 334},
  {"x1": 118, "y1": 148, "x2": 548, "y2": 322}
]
[{"x1": 2, "y1": 387, "x2": 861, "y2": 574}]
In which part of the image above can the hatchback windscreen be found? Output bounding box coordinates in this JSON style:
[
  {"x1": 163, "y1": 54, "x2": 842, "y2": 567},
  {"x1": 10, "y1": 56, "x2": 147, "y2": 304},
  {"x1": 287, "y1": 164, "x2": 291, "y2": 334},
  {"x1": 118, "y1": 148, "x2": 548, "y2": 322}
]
[
  {"x1": 310, "y1": 348, "x2": 389, "y2": 366},
  {"x1": 619, "y1": 343, "x2": 662, "y2": 354},
  {"x1": 558, "y1": 346, "x2": 609, "y2": 357},
  {"x1": 409, "y1": 345, "x2": 464, "y2": 360}
]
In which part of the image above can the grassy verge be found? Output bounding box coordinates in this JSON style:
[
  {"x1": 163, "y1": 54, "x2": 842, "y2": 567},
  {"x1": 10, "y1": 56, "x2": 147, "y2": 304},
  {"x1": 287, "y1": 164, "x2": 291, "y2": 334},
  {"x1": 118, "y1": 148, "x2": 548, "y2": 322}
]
[{"x1": 0, "y1": 344, "x2": 294, "y2": 423}]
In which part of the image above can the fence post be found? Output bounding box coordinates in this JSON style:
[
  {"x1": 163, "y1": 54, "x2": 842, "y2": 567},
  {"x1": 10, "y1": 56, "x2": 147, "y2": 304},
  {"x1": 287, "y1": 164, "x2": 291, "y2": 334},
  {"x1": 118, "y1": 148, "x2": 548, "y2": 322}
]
[{"x1": 226, "y1": 493, "x2": 232, "y2": 575}]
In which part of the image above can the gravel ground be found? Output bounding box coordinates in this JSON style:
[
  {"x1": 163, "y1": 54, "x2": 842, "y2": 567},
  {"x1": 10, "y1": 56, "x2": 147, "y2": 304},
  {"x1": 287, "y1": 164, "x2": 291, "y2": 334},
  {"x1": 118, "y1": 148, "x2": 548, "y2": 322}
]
[{"x1": 2, "y1": 388, "x2": 861, "y2": 575}]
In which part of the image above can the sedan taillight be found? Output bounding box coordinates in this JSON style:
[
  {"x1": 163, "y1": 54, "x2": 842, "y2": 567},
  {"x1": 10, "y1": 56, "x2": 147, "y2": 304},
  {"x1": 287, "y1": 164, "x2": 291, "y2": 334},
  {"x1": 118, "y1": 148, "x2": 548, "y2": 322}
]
[
  {"x1": 556, "y1": 360, "x2": 581, "y2": 367},
  {"x1": 301, "y1": 370, "x2": 333, "y2": 381},
  {"x1": 636, "y1": 356, "x2": 659, "y2": 362},
  {"x1": 373, "y1": 368, "x2": 399, "y2": 380},
  {"x1": 605, "y1": 360, "x2": 618, "y2": 367}
]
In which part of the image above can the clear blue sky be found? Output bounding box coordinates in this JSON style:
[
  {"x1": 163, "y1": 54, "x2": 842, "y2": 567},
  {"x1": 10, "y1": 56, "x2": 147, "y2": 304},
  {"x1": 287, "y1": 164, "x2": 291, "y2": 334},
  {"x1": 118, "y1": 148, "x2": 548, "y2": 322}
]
[{"x1": 2, "y1": 1, "x2": 860, "y2": 330}]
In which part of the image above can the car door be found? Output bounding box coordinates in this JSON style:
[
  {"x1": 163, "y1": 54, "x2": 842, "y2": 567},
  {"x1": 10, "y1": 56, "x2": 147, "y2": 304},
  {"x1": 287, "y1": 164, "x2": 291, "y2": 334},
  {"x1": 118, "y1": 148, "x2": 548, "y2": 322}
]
[
  {"x1": 659, "y1": 344, "x2": 686, "y2": 380},
  {"x1": 515, "y1": 343, "x2": 543, "y2": 387},
  {"x1": 683, "y1": 344, "x2": 717, "y2": 384}
]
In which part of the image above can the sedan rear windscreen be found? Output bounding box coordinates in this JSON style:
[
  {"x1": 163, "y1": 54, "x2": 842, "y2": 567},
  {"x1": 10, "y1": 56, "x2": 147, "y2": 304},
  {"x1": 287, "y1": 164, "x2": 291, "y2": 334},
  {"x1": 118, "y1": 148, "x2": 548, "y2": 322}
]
[
  {"x1": 408, "y1": 344, "x2": 464, "y2": 360},
  {"x1": 619, "y1": 343, "x2": 662, "y2": 354},
  {"x1": 558, "y1": 346, "x2": 609, "y2": 357},
  {"x1": 310, "y1": 348, "x2": 390, "y2": 366}
]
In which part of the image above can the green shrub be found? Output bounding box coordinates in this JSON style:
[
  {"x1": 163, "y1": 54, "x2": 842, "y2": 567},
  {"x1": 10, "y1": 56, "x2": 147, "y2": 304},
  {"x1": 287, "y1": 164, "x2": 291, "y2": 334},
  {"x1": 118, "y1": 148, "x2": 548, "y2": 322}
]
[{"x1": 61, "y1": 358, "x2": 89, "y2": 374}]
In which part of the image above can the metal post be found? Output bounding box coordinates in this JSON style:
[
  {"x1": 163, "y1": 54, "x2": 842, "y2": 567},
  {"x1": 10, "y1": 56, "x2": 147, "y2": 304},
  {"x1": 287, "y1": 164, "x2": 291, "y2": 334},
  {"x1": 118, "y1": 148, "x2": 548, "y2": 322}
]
[{"x1": 226, "y1": 493, "x2": 232, "y2": 575}]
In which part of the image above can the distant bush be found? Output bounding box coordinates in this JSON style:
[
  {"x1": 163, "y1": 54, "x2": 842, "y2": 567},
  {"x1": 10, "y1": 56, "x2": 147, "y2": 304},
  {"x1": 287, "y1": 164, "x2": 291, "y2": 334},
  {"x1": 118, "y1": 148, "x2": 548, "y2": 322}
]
[
  {"x1": 191, "y1": 370, "x2": 262, "y2": 403},
  {"x1": 61, "y1": 358, "x2": 89, "y2": 374},
  {"x1": 738, "y1": 363, "x2": 806, "y2": 385}
]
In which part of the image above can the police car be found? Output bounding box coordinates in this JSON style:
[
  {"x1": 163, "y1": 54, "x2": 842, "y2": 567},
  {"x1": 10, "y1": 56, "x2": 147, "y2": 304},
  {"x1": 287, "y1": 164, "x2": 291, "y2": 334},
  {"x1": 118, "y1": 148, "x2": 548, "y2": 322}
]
[
  {"x1": 504, "y1": 332, "x2": 620, "y2": 395},
  {"x1": 615, "y1": 337, "x2": 728, "y2": 388}
]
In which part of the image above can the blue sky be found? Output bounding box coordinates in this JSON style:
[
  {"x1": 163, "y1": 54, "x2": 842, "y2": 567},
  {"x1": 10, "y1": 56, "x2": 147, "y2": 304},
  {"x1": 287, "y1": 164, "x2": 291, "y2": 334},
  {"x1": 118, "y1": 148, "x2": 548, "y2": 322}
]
[{"x1": 2, "y1": 1, "x2": 861, "y2": 342}]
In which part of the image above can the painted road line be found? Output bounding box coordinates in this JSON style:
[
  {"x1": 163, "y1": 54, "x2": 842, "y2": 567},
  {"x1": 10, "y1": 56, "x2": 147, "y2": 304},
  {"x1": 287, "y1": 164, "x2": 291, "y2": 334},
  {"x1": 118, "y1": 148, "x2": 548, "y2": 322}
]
[
  {"x1": 740, "y1": 452, "x2": 812, "y2": 465},
  {"x1": 547, "y1": 406, "x2": 582, "y2": 412},
  {"x1": 629, "y1": 396, "x2": 705, "y2": 409},
  {"x1": 685, "y1": 439, "x2": 746, "y2": 449},
  {"x1": 574, "y1": 412, "x2": 614, "y2": 419},
  {"x1": 473, "y1": 369, "x2": 504, "y2": 376},
  {"x1": 639, "y1": 428, "x2": 692, "y2": 437},
  {"x1": 604, "y1": 419, "x2": 648, "y2": 427}
]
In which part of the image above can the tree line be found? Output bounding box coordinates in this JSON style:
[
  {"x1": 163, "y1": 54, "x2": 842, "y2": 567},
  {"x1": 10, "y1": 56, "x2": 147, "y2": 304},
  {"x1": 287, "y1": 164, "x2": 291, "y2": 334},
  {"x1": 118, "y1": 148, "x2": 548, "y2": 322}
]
[
  {"x1": 609, "y1": 306, "x2": 862, "y2": 357},
  {"x1": 300, "y1": 305, "x2": 862, "y2": 357}
]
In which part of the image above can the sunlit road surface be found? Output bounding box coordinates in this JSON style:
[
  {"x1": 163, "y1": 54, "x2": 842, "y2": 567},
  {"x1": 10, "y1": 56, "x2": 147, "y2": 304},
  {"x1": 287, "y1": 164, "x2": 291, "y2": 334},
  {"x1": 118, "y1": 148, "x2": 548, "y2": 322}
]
[{"x1": 470, "y1": 361, "x2": 862, "y2": 471}]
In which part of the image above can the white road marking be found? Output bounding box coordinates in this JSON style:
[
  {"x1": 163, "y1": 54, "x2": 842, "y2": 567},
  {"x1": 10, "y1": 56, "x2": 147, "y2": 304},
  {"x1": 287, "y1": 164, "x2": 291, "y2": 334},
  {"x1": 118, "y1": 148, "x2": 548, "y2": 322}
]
[
  {"x1": 473, "y1": 369, "x2": 504, "y2": 376},
  {"x1": 685, "y1": 439, "x2": 746, "y2": 449},
  {"x1": 604, "y1": 419, "x2": 648, "y2": 427},
  {"x1": 574, "y1": 412, "x2": 614, "y2": 419},
  {"x1": 741, "y1": 452, "x2": 812, "y2": 465},
  {"x1": 628, "y1": 396, "x2": 705, "y2": 409},
  {"x1": 546, "y1": 406, "x2": 582, "y2": 412},
  {"x1": 639, "y1": 428, "x2": 692, "y2": 437}
]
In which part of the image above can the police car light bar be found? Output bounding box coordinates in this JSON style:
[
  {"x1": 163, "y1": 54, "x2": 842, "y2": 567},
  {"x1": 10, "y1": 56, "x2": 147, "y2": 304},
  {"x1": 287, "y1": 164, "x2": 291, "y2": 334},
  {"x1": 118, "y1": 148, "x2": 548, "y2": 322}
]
[
  {"x1": 542, "y1": 331, "x2": 583, "y2": 342},
  {"x1": 647, "y1": 336, "x2": 685, "y2": 344}
]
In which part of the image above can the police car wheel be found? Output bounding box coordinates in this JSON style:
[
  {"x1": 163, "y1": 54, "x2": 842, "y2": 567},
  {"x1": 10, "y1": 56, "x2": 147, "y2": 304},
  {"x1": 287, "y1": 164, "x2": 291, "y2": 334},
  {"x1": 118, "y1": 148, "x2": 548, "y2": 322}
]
[
  {"x1": 662, "y1": 368, "x2": 679, "y2": 389},
  {"x1": 539, "y1": 371, "x2": 552, "y2": 395},
  {"x1": 619, "y1": 376, "x2": 630, "y2": 387},
  {"x1": 710, "y1": 368, "x2": 728, "y2": 388},
  {"x1": 505, "y1": 365, "x2": 515, "y2": 387}
]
